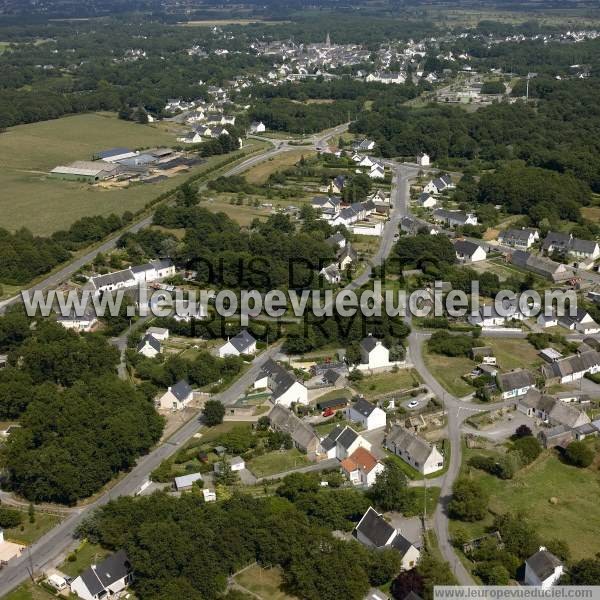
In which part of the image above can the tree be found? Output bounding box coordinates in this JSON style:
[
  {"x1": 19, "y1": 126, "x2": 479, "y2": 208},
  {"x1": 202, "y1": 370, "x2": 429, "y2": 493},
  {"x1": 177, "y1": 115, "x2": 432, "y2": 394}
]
[
  {"x1": 448, "y1": 478, "x2": 488, "y2": 521},
  {"x1": 203, "y1": 400, "x2": 225, "y2": 426},
  {"x1": 368, "y1": 460, "x2": 411, "y2": 512},
  {"x1": 391, "y1": 569, "x2": 425, "y2": 600},
  {"x1": 494, "y1": 513, "x2": 540, "y2": 559},
  {"x1": 561, "y1": 557, "x2": 600, "y2": 584},
  {"x1": 515, "y1": 424, "x2": 532, "y2": 438},
  {"x1": 0, "y1": 506, "x2": 23, "y2": 528},
  {"x1": 474, "y1": 562, "x2": 510, "y2": 585},
  {"x1": 564, "y1": 441, "x2": 594, "y2": 467},
  {"x1": 215, "y1": 460, "x2": 239, "y2": 485},
  {"x1": 512, "y1": 436, "x2": 541, "y2": 465}
]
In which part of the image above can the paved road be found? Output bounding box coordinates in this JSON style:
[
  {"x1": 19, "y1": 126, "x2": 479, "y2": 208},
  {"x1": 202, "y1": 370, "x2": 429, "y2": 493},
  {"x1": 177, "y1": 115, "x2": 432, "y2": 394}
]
[{"x1": 0, "y1": 344, "x2": 281, "y2": 596}]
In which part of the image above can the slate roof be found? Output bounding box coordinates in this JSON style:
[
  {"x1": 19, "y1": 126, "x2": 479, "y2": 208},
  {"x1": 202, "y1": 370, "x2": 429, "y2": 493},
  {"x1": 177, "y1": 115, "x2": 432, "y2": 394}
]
[
  {"x1": 497, "y1": 369, "x2": 536, "y2": 391},
  {"x1": 499, "y1": 228, "x2": 537, "y2": 243},
  {"x1": 228, "y1": 330, "x2": 256, "y2": 353},
  {"x1": 542, "y1": 350, "x2": 600, "y2": 380},
  {"x1": 326, "y1": 232, "x2": 345, "y2": 247},
  {"x1": 385, "y1": 425, "x2": 435, "y2": 465},
  {"x1": 268, "y1": 405, "x2": 319, "y2": 450},
  {"x1": 261, "y1": 358, "x2": 298, "y2": 399},
  {"x1": 454, "y1": 240, "x2": 483, "y2": 257},
  {"x1": 526, "y1": 549, "x2": 563, "y2": 581},
  {"x1": 337, "y1": 426, "x2": 360, "y2": 451},
  {"x1": 170, "y1": 380, "x2": 193, "y2": 401},
  {"x1": 360, "y1": 335, "x2": 380, "y2": 353},
  {"x1": 391, "y1": 532, "x2": 416, "y2": 555},
  {"x1": 351, "y1": 398, "x2": 378, "y2": 418},
  {"x1": 138, "y1": 334, "x2": 161, "y2": 353},
  {"x1": 79, "y1": 549, "x2": 131, "y2": 597},
  {"x1": 355, "y1": 507, "x2": 396, "y2": 547},
  {"x1": 89, "y1": 268, "x2": 135, "y2": 290}
]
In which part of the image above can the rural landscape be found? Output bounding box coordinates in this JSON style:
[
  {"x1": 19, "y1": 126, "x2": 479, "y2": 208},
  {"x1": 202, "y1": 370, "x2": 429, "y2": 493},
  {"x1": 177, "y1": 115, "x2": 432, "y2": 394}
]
[{"x1": 1, "y1": 0, "x2": 600, "y2": 599}]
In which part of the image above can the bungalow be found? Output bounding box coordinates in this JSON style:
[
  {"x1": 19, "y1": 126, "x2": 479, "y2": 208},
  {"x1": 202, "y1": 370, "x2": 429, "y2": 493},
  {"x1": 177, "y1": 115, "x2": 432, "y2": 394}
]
[
  {"x1": 497, "y1": 369, "x2": 536, "y2": 399},
  {"x1": 360, "y1": 335, "x2": 390, "y2": 369},
  {"x1": 454, "y1": 240, "x2": 487, "y2": 263},
  {"x1": 346, "y1": 398, "x2": 387, "y2": 431},
  {"x1": 524, "y1": 548, "x2": 564, "y2": 588},
  {"x1": 385, "y1": 425, "x2": 444, "y2": 475},
  {"x1": 416, "y1": 192, "x2": 437, "y2": 209},
  {"x1": 261, "y1": 358, "x2": 309, "y2": 407},
  {"x1": 353, "y1": 507, "x2": 421, "y2": 570},
  {"x1": 70, "y1": 550, "x2": 133, "y2": 600},
  {"x1": 424, "y1": 174, "x2": 453, "y2": 195},
  {"x1": 57, "y1": 309, "x2": 98, "y2": 332},
  {"x1": 174, "y1": 472, "x2": 202, "y2": 492},
  {"x1": 157, "y1": 380, "x2": 193, "y2": 411},
  {"x1": 541, "y1": 350, "x2": 600, "y2": 384},
  {"x1": 218, "y1": 330, "x2": 257, "y2": 357},
  {"x1": 137, "y1": 334, "x2": 161, "y2": 358},
  {"x1": 498, "y1": 228, "x2": 539, "y2": 250},
  {"x1": 432, "y1": 209, "x2": 477, "y2": 227},
  {"x1": 268, "y1": 405, "x2": 321, "y2": 459},
  {"x1": 341, "y1": 447, "x2": 385, "y2": 487},
  {"x1": 558, "y1": 309, "x2": 600, "y2": 335}
]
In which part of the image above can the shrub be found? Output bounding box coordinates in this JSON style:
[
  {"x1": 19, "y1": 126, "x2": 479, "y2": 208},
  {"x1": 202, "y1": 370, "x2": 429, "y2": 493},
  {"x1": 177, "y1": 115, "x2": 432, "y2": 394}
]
[
  {"x1": 512, "y1": 436, "x2": 541, "y2": 465},
  {"x1": 564, "y1": 441, "x2": 594, "y2": 468}
]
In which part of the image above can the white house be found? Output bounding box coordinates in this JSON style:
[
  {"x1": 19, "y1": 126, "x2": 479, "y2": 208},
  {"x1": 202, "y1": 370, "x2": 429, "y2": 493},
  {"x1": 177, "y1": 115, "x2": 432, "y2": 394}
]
[
  {"x1": 497, "y1": 369, "x2": 536, "y2": 399},
  {"x1": 218, "y1": 330, "x2": 257, "y2": 357},
  {"x1": 416, "y1": 192, "x2": 437, "y2": 209},
  {"x1": 541, "y1": 350, "x2": 600, "y2": 384},
  {"x1": 346, "y1": 398, "x2": 386, "y2": 430},
  {"x1": 70, "y1": 550, "x2": 133, "y2": 600},
  {"x1": 203, "y1": 488, "x2": 217, "y2": 502},
  {"x1": 341, "y1": 447, "x2": 385, "y2": 487},
  {"x1": 249, "y1": 121, "x2": 266, "y2": 133},
  {"x1": 137, "y1": 334, "x2": 161, "y2": 358},
  {"x1": 320, "y1": 263, "x2": 342, "y2": 284},
  {"x1": 417, "y1": 152, "x2": 430, "y2": 167},
  {"x1": 559, "y1": 309, "x2": 600, "y2": 335},
  {"x1": 524, "y1": 548, "x2": 564, "y2": 588},
  {"x1": 157, "y1": 380, "x2": 193, "y2": 411},
  {"x1": 369, "y1": 164, "x2": 385, "y2": 179},
  {"x1": 454, "y1": 240, "x2": 487, "y2": 263},
  {"x1": 321, "y1": 425, "x2": 372, "y2": 460},
  {"x1": 537, "y1": 312, "x2": 558, "y2": 328},
  {"x1": 432, "y1": 209, "x2": 477, "y2": 227},
  {"x1": 360, "y1": 335, "x2": 390, "y2": 368},
  {"x1": 354, "y1": 507, "x2": 421, "y2": 571},
  {"x1": 498, "y1": 228, "x2": 539, "y2": 250},
  {"x1": 145, "y1": 327, "x2": 169, "y2": 341},
  {"x1": 261, "y1": 358, "x2": 309, "y2": 407},
  {"x1": 385, "y1": 425, "x2": 444, "y2": 475},
  {"x1": 57, "y1": 309, "x2": 98, "y2": 333}
]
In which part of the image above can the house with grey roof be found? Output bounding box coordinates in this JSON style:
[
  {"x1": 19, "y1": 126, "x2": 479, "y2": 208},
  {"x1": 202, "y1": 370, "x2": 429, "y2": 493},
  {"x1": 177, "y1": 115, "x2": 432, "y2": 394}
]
[
  {"x1": 498, "y1": 228, "x2": 539, "y2": 250},
  {"x1": 541, "y1": 350, "x2": 600, "y2": 384},
  {"x1": 320, "y1": 425, "x2": 372, "y2": 460},
  {"x1": 454, "y1": 240, "x2": 487, "y2": 263},
  {"x1": 385, "y1": 425, "x2": 444, "y2": 475},
  {"x1": 347, "y1": 398, "x2": 386, "y2": 430},
  {"x1": 432, "y1": 209, "x2": 477, "y2": 227},
  {"x1": 360, "y1": 335, "x2": 390, "y2": 368},
  {"x1": 157, "y1": 380, "x2": 194, "y2": 411},
  {"x1": 137, "y1": 333, "x2": 161, "y2": 358},
  {"x1": 261, "y1": 359, "x2": 309, "y2": 407},
  {"x1": 354, "y1": 507, "x2": 421, "y2": 571},
  {"x1": 174, "y1": 472, "x2": 203, "y2": 491},
  {"x1": 268, "y1": 405, "x2": 322, "y2": 460},
  {"x1": 70, "y1": 549, "x2": 133, "y2": 600},
  {"x1": 416, "y1": 192, "x2": 437, "y2": 209},
  {"x1": 524, "y1": 548, "x2": 564, "y2": 588},
  {"x1": 497, "y1": 369, "x2": 536, "y2": 399},
  {"x1": 218, "y1": 330, "x2": 257, "y2": 357},
  {"x1": 543, "y1": 232, "x2": 600, "y2": 262},
  {"x1": 508, "y1": 250, "x2": 573, "y2": 282}
]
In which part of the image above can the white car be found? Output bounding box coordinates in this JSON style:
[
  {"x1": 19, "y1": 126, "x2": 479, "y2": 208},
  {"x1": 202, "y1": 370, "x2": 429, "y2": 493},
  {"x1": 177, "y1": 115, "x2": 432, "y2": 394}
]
[{"x1": 407, "y1": 400, "x2": 419, "y2": 409}]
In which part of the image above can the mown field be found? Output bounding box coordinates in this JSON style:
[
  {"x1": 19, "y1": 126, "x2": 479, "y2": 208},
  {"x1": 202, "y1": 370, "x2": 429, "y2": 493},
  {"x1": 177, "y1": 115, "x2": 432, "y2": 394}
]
[{"x1": 0, "y1": 113, "x2": 265, "y2": 235}]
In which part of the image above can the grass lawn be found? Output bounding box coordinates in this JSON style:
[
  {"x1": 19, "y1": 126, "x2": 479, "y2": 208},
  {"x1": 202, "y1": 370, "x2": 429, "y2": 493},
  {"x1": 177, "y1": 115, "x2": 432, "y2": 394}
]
[
  {"x1": 247, "y1": 449, "x2": 309, "y2": 478},
  {"x1": 409, "y1": 486, "x2": 441, "y2": 517},
  {"x1": 4, "y1": 511, "x2": 62, "y2": 545},
  {"x1": 354, "y1": 369, "x2": 422, "y2": 399},
  {"x1": 4, "y1": 582, "x2": 57, "y2": 600},
  {"x1": 454, "y1": 449, "x2": 600, "y2": 560},
  {"x1": 582, "y1": 206, "x2": 600, "y2": 221},
  {"x1": 245, "y1": 149, "x2": 315, "y2": 185},
  {"x1": 59, "y1": 541, "x2": 109, "y2": 578},
  {"x1": 204, "y1": 198, "x2": 273, "y2": 226},
  {"x1": 313, "y1": 388, "x2": 353, "y2": 404},
  {"x1": 423, "y1": 351, "x2": 474, "y2": 397},
  {"x1": 0, "y1": 112, "x2": 265, "y2": 234},
  {"x1": 481, "y1": 337, "x2": 542, "y2": 372},
  {"x1": 234, "y1": 564, "x2": 298, "y2": 600}
]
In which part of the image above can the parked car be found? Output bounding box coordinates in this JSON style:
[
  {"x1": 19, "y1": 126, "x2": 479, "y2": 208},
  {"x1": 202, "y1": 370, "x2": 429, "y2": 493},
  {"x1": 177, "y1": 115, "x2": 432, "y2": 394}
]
[
  {"x1": 323, "y1": 408, "x2": 335, "y2": 417},
  {"x1": 407, "y1": 400, "x2": 419, "y2": 409}
]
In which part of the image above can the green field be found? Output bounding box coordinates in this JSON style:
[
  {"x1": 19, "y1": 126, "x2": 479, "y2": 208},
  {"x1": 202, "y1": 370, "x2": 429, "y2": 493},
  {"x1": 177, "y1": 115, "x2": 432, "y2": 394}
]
[
  {"x1": 4, "y1": 511, "x2": 62, "y2": 545},
  {"x1": 247, "y1": 449, "x2": 309, "y2": 478},
  {"x1": 452, "y1": 447, "x2": 600, "y2": 561},
  {"x1": 422, "y1": 351, "x2": 475, "y2": 397},
  {"x1": 4, "y1": 582, "x2": 56, "y2": 600},
  {"x1": 0, "y1": 113, "x2": 264, "y2": 235},
  {"x1": 234, "y1": 564, "x2": 298, "y2": 600},
  {"x1": 481, "y1": 337, "x2": 542, "y2": 372},
  {"x1": 354, "y1": 369, "x2": 422, "y2": 399}
]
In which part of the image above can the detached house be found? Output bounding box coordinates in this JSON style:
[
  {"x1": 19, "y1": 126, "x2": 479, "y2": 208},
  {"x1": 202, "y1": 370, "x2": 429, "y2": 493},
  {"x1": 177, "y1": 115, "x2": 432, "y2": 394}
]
[
  {"x1": 354, "y1": 507, "x2": 421, "y2": 570},
  {"x1": 558, "y1": 309, "x2": 600, "y2": 335},
  {"x1": 218, "y1": 330, "x2": 257, "y2": 357},
  {"x1": 454, "y1": 240, "x2": 487, "y2": 263},
  {"x1": 360, "y1": 335, "x2": 390, "y2": 369},
  {"x1": 321, "y1": 425, "x2": 371, "y2": 460},
  {"x1": 498, "y1": 228, "x2": 539, "y2": 250},
  {"x1": 70, "y1": 550, "x2": 133, "y2": 600},
  {"x1": 158, "y1": 380, "x2": 193, "y2": 411},
  {"x1": 268, "y1": 405, "x2": 321, "y2": 459},
  {"x1": 261, "y1": 358, "x2": 309, "y2": 407},
  {"x1": 432, "y1": 209, "x2": 477, "y2": 227},
  {"x1": 385, "y1": 425, "x2": 444, "y2": 475},
  {"x1": 137, "y1": 334, "x2": 161, "y2": 358},
  {"x1": 416, "y1": 192, "x2": 437, "y2": 209},
  {"x1": 346, "y1": 398, "x2": 386, "y2": 431},
  {"x1": 543, "y1": 231, "x2": 600, "y2": 261},
  {"x1": 416, "y1": 152, "x2": 430, "y2": 167},
  {"x1": 497, "y1": 369, "x2": 536, "y2": 399},
  {"x1": 524, "y1": 548, "x2": 564, "y2": 588},
  {"x1": 341, "y1": 447, "x2": 385, "y2": 487}
]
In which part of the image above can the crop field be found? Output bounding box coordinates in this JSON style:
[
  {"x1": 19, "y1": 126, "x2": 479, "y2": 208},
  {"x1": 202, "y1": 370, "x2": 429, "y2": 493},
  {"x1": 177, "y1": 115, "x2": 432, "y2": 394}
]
[{"x1": 0, "y1": 114, "x2": 264, "y2": 235}]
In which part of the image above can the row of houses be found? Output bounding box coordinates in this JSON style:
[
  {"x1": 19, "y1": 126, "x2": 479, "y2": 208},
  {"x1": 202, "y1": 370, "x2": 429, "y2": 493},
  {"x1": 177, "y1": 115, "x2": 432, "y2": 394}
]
[{"x1": 85, "y1": 258, "x2": 175, "y2": 293}]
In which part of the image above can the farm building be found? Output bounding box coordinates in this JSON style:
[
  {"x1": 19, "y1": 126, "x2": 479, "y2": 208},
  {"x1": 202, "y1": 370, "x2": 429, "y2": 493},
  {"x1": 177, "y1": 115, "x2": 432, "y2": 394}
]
[{"x1": 49, "y1": 161, "x2": 118, "y2": 182}]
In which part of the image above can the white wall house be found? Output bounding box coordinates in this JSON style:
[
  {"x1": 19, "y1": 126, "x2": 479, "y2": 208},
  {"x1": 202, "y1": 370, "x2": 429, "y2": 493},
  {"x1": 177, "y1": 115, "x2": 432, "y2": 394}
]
[
  {"x1": 157, "y1": 380, "x2": 193, "y2": 411},
  {"x1": 497, "y1": 369, "x2": 536, "y2": 399},
  {"x1": 70, "y1": 550, "x2": 132, "y2": 600},
  {"x1": 137, "y1": 334, "x2": 161, "y2": 358},
  {"x1": 218, "y1": 330, "x2": 257, "y2": 357},
  {"x1": 261, "y1": 358, "x2": 309, "y2": 407},
  {"x1": 360, "y1": 335, "x2": 390, "y2": 368},
  {"x1": 341, "y1": 447, "x2": 385, "y2": 487},
  {"x1": 524, "y1": 549, "x2": 564, "y2": 588},
  {"x1": 417, "y1": 152, "x2": 430, "y2": 167},
  {"x1": 385, "y1": 425, "x2": 444, "y2": 475},
  {"x1": 346, "y1": 398, "x2": 387, "y2": 430}
]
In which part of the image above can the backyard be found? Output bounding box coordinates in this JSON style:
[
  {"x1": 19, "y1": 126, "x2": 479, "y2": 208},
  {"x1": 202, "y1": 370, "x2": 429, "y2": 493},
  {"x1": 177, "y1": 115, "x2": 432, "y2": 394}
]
[
  {"x1": 481, "y1": 337, "x2": 542, "y2": 372},
  {"x1": 247, "y1": 449, "x2": 309, "y2": 478},
  {"x1": 353, "y1": 369, "x2": 422, "y2": 399},
  {"x1": 452, "y1": 445, "x2": 600, "y2": 561},
  {"x1": 422, "y1": 351, "x2": 475, "y2": 397}
]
